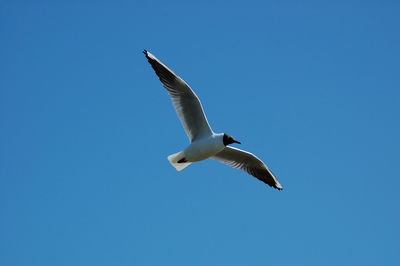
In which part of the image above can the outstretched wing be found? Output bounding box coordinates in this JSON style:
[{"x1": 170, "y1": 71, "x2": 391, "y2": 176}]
[
  {"x1": 143, "y1": 50, "x2": 213, "y2": 142},
  {"x1": 212, "y1": 146, "x2": 282, "y2": 190}
]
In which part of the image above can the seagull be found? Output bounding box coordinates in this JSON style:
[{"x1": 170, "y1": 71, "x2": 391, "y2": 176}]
[{"x1": 143, "y1": 50, "x2": 282, "y2": 190}]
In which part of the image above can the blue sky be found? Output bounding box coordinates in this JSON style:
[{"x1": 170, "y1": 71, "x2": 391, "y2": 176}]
[{"x1": 1, "y1": 1, "x2": 399, "y2": 265}]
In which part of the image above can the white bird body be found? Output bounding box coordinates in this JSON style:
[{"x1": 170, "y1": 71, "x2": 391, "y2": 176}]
[
  {"x1": 144, "y1": 50, "x2": 283, "y2": 190},
  {"x1": 167, "y1": 133, "x2": 225, "y2": 171},
  {"x1": 183, "y1": 133, "x2": 225, "y2": 162}
]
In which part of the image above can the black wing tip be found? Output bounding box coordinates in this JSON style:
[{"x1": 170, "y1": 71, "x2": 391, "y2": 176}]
[
  {"x1": 264, "y1": 181, "x2": 283, "y2": 191},
  {"x1": 272, "y1": 182, "x2": 283, "y2": 191},
  {"x1": 143, "y1": 49, "x2": 150, "y2": 59},
  {"x1": 257, "y1": 178, "x2": 283, "y2": 190}
]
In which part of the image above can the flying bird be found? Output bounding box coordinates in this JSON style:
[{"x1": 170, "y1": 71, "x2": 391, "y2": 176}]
[{"x1": 143, "y1": 50, "x2": 282, "y2": 190}]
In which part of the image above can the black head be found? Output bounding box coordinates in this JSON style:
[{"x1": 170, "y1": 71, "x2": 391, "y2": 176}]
[{"x1": 223, "y1": 133, "x2": 241, "y2": 146}]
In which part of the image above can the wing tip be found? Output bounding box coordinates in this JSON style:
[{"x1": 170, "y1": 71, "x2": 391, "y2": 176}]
[
  {"x1": 271, "y1": 180, "x2": 283, "y2": 191},
  {"x1": 143, "y1": 49, "x2": 154, "y2": 60},
  {"x1": 143, "y1": 49, "x2": 150, "y2": 58}
]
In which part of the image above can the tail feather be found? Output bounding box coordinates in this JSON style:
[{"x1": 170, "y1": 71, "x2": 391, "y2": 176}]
[{"x1": 167, "y1": 151, "x2": 191, "y2": 171}]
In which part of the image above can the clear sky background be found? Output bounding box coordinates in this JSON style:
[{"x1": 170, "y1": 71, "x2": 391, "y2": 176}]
[{"x1": 1, "y1": 1, "x2": 399, "y2": 265}]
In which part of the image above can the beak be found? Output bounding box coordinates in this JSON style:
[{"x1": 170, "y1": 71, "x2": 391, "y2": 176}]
[{"x1": 234, "y1": 140, "x2": 241, "y2": 144}]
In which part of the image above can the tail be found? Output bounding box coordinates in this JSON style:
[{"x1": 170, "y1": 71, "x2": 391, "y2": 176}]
[{"x1": 167, "y1": 151, "x2": 192, "y2": 171}]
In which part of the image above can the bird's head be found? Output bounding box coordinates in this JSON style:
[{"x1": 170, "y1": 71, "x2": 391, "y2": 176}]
[{"x1": 223, "y1": 133, "x2": 241, "y2": 146}]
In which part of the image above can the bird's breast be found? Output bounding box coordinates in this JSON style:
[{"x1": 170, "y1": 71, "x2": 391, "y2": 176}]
[{"x1": 184, "y1": 136, "x2": 225, "y2": 162}]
